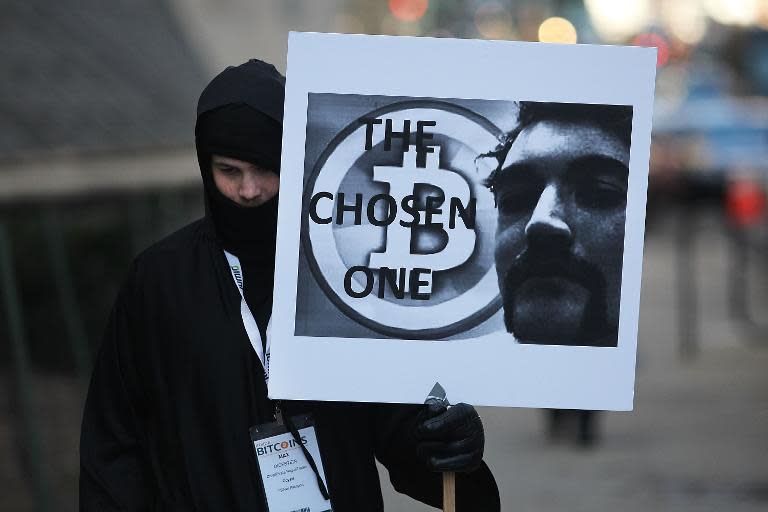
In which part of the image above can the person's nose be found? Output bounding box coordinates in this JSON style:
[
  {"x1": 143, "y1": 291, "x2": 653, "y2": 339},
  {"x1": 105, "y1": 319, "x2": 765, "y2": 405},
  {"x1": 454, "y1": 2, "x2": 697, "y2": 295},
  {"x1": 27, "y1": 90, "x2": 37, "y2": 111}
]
[
  {"x1": 239, "y1": 173, "x2": 262, "y2": 202},
  {"x1": 524, "y1": 184, "x2": 572, "y2": 250}
]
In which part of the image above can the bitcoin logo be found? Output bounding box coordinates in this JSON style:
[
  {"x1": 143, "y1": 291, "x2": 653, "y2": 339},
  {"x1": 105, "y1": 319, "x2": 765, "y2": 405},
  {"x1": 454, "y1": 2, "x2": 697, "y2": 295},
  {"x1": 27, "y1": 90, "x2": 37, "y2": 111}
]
[
  {"x1": 369, "y1": 147, "x2": 476, "y2": 294},
  {"x1": 302, "y1": 101, "x2": 503, "y2": 338}
]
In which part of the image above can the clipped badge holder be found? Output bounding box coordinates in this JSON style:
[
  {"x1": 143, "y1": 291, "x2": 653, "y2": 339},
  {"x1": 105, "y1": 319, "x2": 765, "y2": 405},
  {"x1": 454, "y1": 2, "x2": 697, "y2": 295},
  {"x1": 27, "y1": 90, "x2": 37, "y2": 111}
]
[{"x1": 250, "y1": 413, "x2": 332, "y2": 511}]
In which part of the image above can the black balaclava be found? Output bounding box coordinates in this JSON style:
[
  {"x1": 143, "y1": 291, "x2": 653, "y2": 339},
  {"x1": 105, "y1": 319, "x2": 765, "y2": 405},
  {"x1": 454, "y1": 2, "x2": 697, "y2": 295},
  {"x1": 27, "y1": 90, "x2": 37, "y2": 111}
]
[
  {"x1": 196, "y1": 104, "x2": 281, "y2": 260},
  {"x1": 195, "y1": 60, "x2": 285, "y2": 341}
]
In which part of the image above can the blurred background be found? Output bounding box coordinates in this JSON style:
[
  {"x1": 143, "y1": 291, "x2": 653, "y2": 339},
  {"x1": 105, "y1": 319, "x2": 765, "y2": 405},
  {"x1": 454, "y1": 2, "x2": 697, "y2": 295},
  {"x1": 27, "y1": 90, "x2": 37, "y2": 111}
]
[{"x1": 1, "y1": 1, "x2": 767, "y2": 510}]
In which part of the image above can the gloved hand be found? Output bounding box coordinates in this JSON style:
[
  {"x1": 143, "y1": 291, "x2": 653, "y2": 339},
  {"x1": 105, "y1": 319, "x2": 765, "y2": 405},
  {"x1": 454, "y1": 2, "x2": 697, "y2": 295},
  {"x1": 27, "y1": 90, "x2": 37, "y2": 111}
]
[{"x1": 414, "y1": 401, "x2": 485, "y2": 472}]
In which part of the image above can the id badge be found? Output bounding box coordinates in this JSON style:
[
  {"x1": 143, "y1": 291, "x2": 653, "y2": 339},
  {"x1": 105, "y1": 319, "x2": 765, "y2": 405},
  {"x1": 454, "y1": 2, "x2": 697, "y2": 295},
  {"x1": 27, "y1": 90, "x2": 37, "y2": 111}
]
[{"x1": 251, "y1": 414, "x2": 332, "y2": 512}]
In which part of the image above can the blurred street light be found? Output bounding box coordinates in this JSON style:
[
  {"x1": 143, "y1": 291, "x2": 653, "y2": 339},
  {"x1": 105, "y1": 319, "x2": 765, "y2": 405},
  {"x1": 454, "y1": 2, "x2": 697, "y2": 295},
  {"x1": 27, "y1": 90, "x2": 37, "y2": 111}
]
[
  {"x1": 703, "y1": 0, "x2": 761, "y2": 27},
  {"x1": 538, "y1": 17, "x2": 578, "y2": 44},
  {"x1": 474, "y1": 1, "x2": 514, "y2": 40},
  {"x1": 388, "y1": 0, "x2": 429, "y2": 22},
  {"x1": 760, "y1": 3, "x2": 768, "y2": 29},
  {"x1": 661, "y1": 0, "x2": 707, "y2": 45},
  {"x1": 585, "y1": 0, "x2": 653, "y2": 42},
  {"x1": 632, "y1": 32, "x2": 670, "y2": 67}
]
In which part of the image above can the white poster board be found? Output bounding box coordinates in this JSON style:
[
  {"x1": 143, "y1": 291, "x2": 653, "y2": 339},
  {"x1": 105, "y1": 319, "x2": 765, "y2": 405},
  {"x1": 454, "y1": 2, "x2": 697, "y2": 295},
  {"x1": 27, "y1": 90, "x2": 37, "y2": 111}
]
[{"x1": 269, "y1": 32, "x2": 656, "y2": 410}]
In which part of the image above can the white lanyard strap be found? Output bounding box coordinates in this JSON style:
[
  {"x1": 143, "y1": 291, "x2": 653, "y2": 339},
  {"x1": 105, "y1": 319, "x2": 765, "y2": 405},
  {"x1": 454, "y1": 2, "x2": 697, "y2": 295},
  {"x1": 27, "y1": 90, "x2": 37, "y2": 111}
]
[{"x1": 224, "y1": 250, "x2": 271, "y2": 382}]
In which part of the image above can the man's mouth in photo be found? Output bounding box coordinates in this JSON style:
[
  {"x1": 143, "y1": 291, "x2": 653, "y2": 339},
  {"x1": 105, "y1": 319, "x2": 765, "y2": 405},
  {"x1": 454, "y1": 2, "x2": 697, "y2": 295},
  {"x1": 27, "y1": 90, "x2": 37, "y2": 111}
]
[
  {"x1": 501, "y1": 252, "x2": 610, "y2": 344},
  {"x1": 503, "y1": 255, "x2": 596, "y2": 296},
  {"x1": 514, "y1": 275, "x2": 589, "y2": 301}
]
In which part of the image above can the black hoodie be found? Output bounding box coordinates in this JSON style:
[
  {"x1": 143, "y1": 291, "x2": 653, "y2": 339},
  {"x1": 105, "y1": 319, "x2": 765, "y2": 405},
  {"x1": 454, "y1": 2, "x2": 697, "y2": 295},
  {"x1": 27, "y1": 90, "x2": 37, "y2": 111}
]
[{"x1": 79, "y1": 61, "x2": 500, "y2": 512}]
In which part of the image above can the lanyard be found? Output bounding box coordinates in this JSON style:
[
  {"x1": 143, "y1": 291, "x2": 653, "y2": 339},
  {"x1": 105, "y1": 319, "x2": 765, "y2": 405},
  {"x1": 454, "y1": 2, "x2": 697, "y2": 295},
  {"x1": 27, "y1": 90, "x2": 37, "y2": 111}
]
[
  {"x1": 224, "y1": 250, "x2": 272, "y2": 383},
  {"x1": 225, "y1": 252, "x2": 329, "y2": 502}
]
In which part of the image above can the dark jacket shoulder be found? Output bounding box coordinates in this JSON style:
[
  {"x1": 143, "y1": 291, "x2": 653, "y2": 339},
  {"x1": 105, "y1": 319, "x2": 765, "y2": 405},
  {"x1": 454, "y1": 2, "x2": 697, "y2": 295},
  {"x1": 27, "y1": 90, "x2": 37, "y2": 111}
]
[
  {"x1": 118, "y1": 217, "x2": 222, "y2": 301},
  {"x1": 134, "y1": 217, "x2": 213, "y2": 266}
]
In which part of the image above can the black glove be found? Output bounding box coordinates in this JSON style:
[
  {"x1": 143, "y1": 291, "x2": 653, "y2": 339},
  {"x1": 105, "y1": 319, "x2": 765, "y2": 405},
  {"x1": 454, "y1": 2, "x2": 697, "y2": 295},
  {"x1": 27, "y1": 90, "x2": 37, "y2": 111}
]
[{"x1": 414, "y1": 402, "x2": 485, "y2": 472}]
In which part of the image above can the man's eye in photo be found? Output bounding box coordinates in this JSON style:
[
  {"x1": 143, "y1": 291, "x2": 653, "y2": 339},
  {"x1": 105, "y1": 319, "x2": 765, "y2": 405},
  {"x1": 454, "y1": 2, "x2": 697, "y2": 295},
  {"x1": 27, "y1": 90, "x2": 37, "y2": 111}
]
[
  {"x1": 574, "y1": 180, "x2": 626, "y2": 210},
  {"x1": 496, "y1": 187, "x2": 541, "y2": 216}
]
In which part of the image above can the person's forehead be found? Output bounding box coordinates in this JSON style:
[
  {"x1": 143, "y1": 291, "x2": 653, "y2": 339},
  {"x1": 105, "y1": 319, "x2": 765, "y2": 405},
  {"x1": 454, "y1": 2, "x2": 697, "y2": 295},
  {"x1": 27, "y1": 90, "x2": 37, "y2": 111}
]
[
  {"x1": 502, "y1": 120, "x2": 629, "y2": 170},
  {"x1": 212, "y1": 154, "x2": 249, "y2": 166},
  {"x1": 211, "y1": 154, "x2": 270, "y2": 172}
]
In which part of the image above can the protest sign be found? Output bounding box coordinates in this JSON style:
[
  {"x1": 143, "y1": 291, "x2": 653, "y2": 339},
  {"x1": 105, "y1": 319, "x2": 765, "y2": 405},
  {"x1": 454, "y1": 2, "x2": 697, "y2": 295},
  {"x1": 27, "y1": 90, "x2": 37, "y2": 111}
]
[{"x1": 269, "y1": 32, "x2": 656, "y2": 410}]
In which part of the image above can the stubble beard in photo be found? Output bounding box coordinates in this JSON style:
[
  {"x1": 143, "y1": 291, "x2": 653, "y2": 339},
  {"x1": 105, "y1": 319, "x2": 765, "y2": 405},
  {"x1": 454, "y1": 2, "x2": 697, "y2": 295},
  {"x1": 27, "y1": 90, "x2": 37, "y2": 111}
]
[{"x1": 501, "y1": 250, "x2": 616, "y2": 346}]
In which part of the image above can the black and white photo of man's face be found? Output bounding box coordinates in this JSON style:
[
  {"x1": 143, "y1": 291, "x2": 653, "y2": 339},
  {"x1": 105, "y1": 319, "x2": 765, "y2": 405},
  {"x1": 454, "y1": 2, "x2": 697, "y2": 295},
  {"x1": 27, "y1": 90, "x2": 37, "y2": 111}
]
[{"x1": 493, "y1": 118, "x2": 629, "y2": 346}]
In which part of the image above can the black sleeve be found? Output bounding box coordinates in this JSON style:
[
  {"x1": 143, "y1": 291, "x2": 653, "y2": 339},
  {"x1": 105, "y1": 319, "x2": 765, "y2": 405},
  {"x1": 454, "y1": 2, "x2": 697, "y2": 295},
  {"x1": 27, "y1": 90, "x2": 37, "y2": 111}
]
[
  {"x1": 373, "y1": 403, "x2": 500, "y2": 511},
  {"x1": 79, "y1": 263, "x2": 152, "y2": 511}
]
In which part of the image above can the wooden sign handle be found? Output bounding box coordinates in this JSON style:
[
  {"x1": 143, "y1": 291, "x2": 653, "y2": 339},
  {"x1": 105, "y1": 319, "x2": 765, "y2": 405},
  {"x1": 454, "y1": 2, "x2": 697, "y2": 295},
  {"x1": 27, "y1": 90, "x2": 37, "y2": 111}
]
[{"x1": 443, "y1": 471, "x2": 455, "y2": 512}]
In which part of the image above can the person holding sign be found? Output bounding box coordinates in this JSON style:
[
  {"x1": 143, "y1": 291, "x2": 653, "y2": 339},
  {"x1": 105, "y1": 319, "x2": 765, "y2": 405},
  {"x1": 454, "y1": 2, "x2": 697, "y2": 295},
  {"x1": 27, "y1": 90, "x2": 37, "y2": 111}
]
[{"x1": 79, "y1": 59, "x2": 499, "y2": 511}]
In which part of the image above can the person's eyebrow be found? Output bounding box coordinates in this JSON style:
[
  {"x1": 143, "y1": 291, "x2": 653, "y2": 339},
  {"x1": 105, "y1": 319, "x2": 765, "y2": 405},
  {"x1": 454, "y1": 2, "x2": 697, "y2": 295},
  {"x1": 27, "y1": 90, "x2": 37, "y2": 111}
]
[
  {"x1": 498, "y1": 162, "x2": 534, "y2": 176},
  {"x1": 213, "y1": 158, "x2": 243, "y2": 168},
  {"x1": 485, "y1": 162, "x2": 542, "y2": 196},
  {"x1": 566, "y1": 155, "x2": 628, "y2": 179}
]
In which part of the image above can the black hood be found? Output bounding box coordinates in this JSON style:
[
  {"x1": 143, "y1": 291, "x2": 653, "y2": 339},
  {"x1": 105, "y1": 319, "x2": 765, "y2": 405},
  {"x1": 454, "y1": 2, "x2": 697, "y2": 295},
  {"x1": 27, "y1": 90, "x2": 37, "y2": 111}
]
[
  {"x1": 196, "y1": 59, "x2": 285, "y2": 124},
  {"x1": 194, "y1": 59, "x2": 285, "y2": 259}
]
